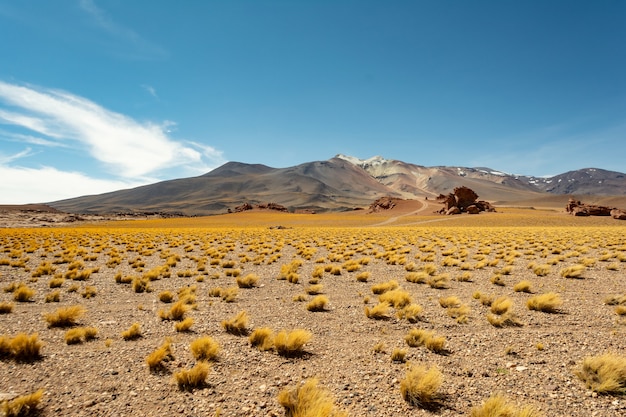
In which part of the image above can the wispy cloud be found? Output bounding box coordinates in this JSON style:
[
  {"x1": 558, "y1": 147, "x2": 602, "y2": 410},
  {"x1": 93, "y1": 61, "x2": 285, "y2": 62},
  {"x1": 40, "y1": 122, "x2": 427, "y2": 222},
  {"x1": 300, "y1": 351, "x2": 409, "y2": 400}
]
[
  {"x1": 141, "y1": 84, "x2": 158, "y2": 99},
  {"x1": 0, "y1": 80, "x2": 226, "y2": 204},
  {"x1": 78, "y1": 0, "x2": 168, "y2": 60},
  {"x1": 0, "y1": 80, "x2": 224, "y2": 178}
]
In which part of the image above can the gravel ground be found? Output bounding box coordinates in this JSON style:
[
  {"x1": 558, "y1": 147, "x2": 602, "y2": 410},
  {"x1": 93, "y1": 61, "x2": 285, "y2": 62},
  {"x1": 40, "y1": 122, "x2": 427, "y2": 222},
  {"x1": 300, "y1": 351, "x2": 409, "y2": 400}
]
[{"x1": 0, "y1": 215, "x2": 625, "y2": 416}]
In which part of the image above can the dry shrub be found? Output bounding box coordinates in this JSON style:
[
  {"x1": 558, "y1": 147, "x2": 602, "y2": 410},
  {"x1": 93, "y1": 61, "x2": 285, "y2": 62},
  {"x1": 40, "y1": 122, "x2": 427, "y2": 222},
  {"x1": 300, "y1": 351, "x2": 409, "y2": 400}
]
[
  {"x1": 277, "y1": 378, "x2": 347, "y2": 417},
  {"x1": 371, "y1": 280, "x2": 399, "y2": 295},
  {"x1": 616, "y1": 306, "x2": 626, "y2": 316},
  {"x1": 5, "y1": 333, "x2": 43, "y2": 361},
  {"x1": 175, "y1": 317, "x2": 194, "y2": 332},
  {"x1": 306, "y1": 295, "x2": 329, "y2": 312},
  {"x1": 487, "y1": 312, "x2": 524, "y2": 328},
  {"x1": 404, "y1": 329, "x2": 446, "y2": 353},
  {"x1": 513, "y1": 280, "x2": 533, "y2": 293},
  {"x1": 470, "y1": 393, "x2": 543, "y2": 417},
  {"x1": 249, "y1": 327, "x2": 274, "y2": 351},
  {"x1": 365, "y1": 301, "x2": 391, "y2": 320},
  {"x1": 355, "y1": 271, "x2": 370, "y2": 282},
  {"x1": 159, "y1": 291, "x2": 174, "y2": 303},
  {"x1": 306, "y1": 284, "x2": 324, "y2": 295},
  {"x1": 44, "y1": 290, "x2": 60, "y2": 303},
  {"x1": 65, "y1": 327, "x2": 98, "y2": 344},
  {"x1": 456, "y1": 272, "x2": 473, "y2": 282},
  {"x1": 604, "y1": 294, "x2": 626, "y2": 306},
  {"x1": 532, "y1": 264, "x2": 551, "y2": 277},
  {"x1": 391, "y1": 348, "x2": 407, "y2": 363},
  {"x1": 48, "y1": 277, "x2": 64, "y2": 288},
  {"x1": 221, "y1": 311, "x2": 249, "y2": 335},
  {"x1": 527, "y1": 293, "x2": 563, "y2": 313},
  {"x1": 121, "y1": 323, "x2": 141, "y2": 340},
  {"x1": 274, "y1": 329, "x2": 312, "y2": 357},
  {"x1": 1, "y1": 389, "x2": 44, "y2": 417},
  {"x1": 439, "y1": 296, "x2": 461, "y2": 309},
  {"x1": 81, "y1": 286, "x2": 97, "y2": 299},
  {"x1": 490, "y1": 274, "x2": 506, "y2": 286},
  {"x1": 400, "y1": 364, "x2": 443, "y2": 408},
  {"x1": 574, "y1": 353, "x2": 626, "y2": 394},
  {"x1": 174, "y1": 361, "x2": 210, "y2": 391},
  {"x1": 405, "y1": 271, "x2": 429, "y2": 284},
  {"x1": 447, "y1": 304, "x2": 470, "y2": 324},
  {"x1": 13, "y1": 285, "x2": 35, "y2": 302},
  {"x1": 132, "y1": 276, "x2": 151, "y2": 293},
  {"x1": 159, "y1": 300, "x2": 189, "y2": 321},
  {"x1": 44, "y1": 305, "x2": 85, "y2": 328},
  {"x1": 397, "y1": 304, "x2": 423, "y2": 323},
  {"x1": 490, "y1": 297, "x2": 513, "y2": 315},
  {"x1": 221, "y1": 287, "x2": 238, "y2": 302},
  {"x1": 427, "y1": 274, "x2": 449, "y2": 289},
  {"x1": 236, "y1": 273, "x2": 259, "y2": 288},
  {"x1": 560, "y1": 264, "x2": 585, "y2": 278},
  {"x1": 146, "y1": 339, "x2": 174, "y2": 371},
  {"x1": 379, "y1": 289, "x2": 412, "y2": 308},
  {"x1": 190, "y1": 336, "x2": 220, "y2": 361},
  {"x1": 0, "y1": 302, "x2": 14, "y2": 314}
]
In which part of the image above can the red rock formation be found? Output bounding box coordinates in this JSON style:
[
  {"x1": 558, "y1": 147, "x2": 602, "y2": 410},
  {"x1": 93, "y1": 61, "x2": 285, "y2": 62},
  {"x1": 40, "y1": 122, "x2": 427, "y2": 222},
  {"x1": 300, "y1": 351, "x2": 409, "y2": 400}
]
[{"x1": 436, "y1": 186, "x2": 495, "y2": 215}]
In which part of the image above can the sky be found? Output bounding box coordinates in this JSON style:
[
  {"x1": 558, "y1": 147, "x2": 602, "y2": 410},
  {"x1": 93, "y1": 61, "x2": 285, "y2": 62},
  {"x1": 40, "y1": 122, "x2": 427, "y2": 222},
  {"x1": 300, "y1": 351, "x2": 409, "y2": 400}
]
[{"x1": 0, "y1": 1, "x2": 625, "y2": 204}]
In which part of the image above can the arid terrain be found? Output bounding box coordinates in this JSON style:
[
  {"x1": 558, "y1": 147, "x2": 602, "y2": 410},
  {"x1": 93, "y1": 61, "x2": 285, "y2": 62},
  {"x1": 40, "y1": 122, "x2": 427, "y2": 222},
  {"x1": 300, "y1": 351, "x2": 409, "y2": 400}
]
[{"x1": 1, "y1": 203, "x2": 625, "y2": 416}]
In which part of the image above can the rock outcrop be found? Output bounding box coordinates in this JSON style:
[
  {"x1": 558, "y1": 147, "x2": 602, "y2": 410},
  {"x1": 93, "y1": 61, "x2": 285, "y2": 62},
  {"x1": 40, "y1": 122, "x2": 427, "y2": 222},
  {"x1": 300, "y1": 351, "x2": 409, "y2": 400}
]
[
  {"x1": 566, "y1": 198, "x2": 625, "y2": 220},
  {"x1": 230, "y1": 202, "x2": 289, "y2": 213},
  {"x1": 368, "y1": 196, "x2": 397, "y2": 212},
  {"x1": 436, "y1": 186, "x2": 495, "y2": 215}
]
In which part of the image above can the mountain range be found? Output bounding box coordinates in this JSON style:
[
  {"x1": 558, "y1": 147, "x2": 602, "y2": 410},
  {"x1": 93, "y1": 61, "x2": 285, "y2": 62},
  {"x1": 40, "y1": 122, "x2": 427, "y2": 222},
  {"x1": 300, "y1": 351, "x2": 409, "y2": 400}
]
[{"x1": 48, "y1": 155, "x2": 626, "y2": 215}]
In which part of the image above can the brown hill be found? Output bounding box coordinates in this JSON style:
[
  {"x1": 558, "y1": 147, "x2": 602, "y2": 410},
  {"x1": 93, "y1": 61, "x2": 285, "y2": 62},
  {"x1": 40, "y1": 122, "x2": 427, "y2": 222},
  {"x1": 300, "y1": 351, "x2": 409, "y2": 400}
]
[{"x1": 47, "y1": 155, "x2": 626, "y2": 216}]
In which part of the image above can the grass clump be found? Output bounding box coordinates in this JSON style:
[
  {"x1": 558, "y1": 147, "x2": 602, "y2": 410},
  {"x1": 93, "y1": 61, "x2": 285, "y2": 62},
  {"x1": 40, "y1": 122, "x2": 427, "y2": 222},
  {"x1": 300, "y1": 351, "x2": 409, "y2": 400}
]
[
  {"x1": 158, "y1": 300, "x2": 190, "y2": 321},
  {"x1": 400, "y1": 364, "x2": 443, "y2": 408},
  {"x1": 1, "y1": 389, "x2": 44, "y2": 417},
  {"x1": 365, "y1": 301, "x2": 391, "y2": 320},
  {"x1": 604, "y1": 294, "x2": 626, "y2": 306},
  {"x1": 174, "y1": 317, "x2": 194, "y2": 332},
  {"x1": 190, "y1": 336, "x2": 220, "y2": 361},
  {"x1": 490, "y1": 297, "x2": 513, "y2": 315},
  {"x1": 439, "y1": 296, "x2": 461, "y2": 309},
  {"x1": 274, "y1": 329, "x2": 312, "y2": 357},
  {"x1": 404, "y1": 329, "x2": 446, "y2": 353},
  {"x1": 44, "y1": 305, "x2": 85, "y2": 328},
  {"x1": 221, "y1": 311, "x2": 249, "y2": 335},
  {"x1": 391, "y1": 348, "x2": 407, "y2": 363},
  {"x1": 371, "y1": 280, "x2": 399, "y2": 295},
  {"x1": 158, "y1": 290, "x2": 174, "y2": 303},
  {"x1": 65, "y1": 327, "x2": 98, "y2": 344},
  {"x1": 469, "y1": 393, "x2": 543, "y2": 417},
  {"x1": 574, "y1": 353, "x2": 626, "y2": 394},
  {"x1": 427, "y1": 274, "x2": 450, "y2": 289},
  {"x1": 249, "y1": 327, "x2": 274, "y2": 351},
  {"x1": 405, "y1": 271, "x2": 429, "y2": 284},
  {"x1": 0, "y1": 302, "x2": 14, "y2": 314},
  {"x1": 221, "y1": 287, "x2": 239, "y2": 302},
  {"x1": 379, "y1": 289, "x2": 412, "y2": 308},
  {"x1": 355, "y1": 271, "x2": 370, "y2": 282},
  {"x1": 13, "y1": 285, "x2": 35, "y2": 302},
  {"x1": 532, "y1": 264, "x2": 551, "y2": 277},
  {"x1": 146, "y1": 339, "x2": 174, "y2": 372},
  {"x1": 236, "y1": 273, "x2": 259, "y2": 288},
  {"x1": 560, "y1": 264, "x2": 585, "y2": 278},
  {"x1": 306, "y1": 295, "x2": 329, "y2": 312},
  {"x1": 527, "y1": 293, "x2": 563, "y2": 313},
  {"x1": 397, "y1": 303, "x2": 423, "y2": 323},
  {"x1": 513, "y1": 280, "x2": 533, "y2": 293},
  {"x1": 277, "y1": 378, "x2": 347, "y2": 417},
  {"x1": 174, "y1": 361, "x2": 210, "y2": 391},
  {"x1": 44, "y1": 290, "x2": 60, "y2": 303},
  {"x1": 121, "y1": 323, "x2": 142, "y2": 340},
  {"x1": 3, "y1": 333, "x2": 43, "y2": 361}
]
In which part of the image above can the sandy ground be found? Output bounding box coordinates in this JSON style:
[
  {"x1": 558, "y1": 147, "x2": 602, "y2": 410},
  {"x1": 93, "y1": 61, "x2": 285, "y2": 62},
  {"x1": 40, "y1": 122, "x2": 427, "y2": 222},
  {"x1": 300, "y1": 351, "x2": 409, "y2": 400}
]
[{"x1": 0, "y1": 207, "x2": 625, "y2": 416}]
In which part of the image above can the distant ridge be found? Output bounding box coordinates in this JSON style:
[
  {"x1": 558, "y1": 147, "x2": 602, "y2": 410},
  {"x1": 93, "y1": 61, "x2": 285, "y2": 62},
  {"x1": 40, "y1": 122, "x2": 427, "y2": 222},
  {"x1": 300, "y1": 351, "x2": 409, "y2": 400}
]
[{"x1": 48, "y1": 155, "x2": 626, "y2": 216}]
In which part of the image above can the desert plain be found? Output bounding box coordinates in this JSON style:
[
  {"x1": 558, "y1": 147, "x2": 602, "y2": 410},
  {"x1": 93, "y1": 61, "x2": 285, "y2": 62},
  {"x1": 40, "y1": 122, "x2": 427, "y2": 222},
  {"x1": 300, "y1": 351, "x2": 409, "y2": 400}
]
[{"x1": 0, "y1": 200, "x2": 625, "y2": 416}]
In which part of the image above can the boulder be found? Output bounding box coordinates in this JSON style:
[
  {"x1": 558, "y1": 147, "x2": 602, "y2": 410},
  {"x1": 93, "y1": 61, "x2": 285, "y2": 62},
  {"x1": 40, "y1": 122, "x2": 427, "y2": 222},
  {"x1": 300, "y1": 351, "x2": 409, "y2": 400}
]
[
  {"x1": 466, "y1": 205, "x2": 480, "y2": 214},
  {"x1": 611, "y1": 209, "x2": 626, "y2": 220},
  {"x1": 437, "y1": 186, "x2": 495, "y2": 214},
  {"x1": 446, "y1": 206, "x2": 461, "y2": 215}
]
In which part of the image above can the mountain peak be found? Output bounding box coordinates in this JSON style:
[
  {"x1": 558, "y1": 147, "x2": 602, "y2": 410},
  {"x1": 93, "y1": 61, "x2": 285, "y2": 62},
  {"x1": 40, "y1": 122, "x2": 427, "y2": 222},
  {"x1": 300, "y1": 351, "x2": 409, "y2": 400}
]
[{"x1": 335, "y1": 154, "x2": 391, "y2": 166}]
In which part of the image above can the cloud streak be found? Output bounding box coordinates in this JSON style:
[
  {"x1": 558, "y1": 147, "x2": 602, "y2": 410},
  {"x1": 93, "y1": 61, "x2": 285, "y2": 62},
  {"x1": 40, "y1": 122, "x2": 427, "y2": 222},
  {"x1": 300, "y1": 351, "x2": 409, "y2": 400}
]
[
  {"x1": 78, "y1": 0, "x2": 168, "y2": 60},
  {"x1": 0, "y1": 81, "x2": 223, "y2": 178},
  {"x1": 0, "y1": 80, "x2": 225, "y2": 204}
]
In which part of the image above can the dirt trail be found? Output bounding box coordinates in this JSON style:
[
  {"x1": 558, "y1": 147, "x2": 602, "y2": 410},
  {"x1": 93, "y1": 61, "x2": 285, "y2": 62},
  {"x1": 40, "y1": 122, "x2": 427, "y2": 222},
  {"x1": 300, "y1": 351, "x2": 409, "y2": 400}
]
[{"x1": 369, "y1": 198, "x2": 460, "y2": 227}]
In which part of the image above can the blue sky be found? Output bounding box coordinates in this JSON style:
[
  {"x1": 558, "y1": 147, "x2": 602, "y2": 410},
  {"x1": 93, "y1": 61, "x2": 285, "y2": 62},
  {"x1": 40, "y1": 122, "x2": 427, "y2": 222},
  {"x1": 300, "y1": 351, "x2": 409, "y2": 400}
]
[{"x1": 0, "y1": 1, "x2": 624, "y2": 204}]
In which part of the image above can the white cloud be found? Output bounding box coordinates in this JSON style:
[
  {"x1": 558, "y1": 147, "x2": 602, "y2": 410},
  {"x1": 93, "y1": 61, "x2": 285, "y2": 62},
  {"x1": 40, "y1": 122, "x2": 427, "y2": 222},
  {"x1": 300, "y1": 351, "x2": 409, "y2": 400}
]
[
  {"x1": 0, "y1": 81, "x2": 224, "y2": 178},
  {"x1": 0, "y1": 165, "x2": 146, "y2": 204},
  {"x1": 141, "y1": 84, "x2": 158, "y2": 98}
]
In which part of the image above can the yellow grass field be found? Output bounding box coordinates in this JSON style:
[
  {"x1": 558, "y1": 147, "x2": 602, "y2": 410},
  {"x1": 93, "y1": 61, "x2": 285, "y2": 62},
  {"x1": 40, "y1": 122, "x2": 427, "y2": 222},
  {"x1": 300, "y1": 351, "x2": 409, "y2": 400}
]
[{"x1": 1, "y1": 209, "x2": 625, "y2": 416}]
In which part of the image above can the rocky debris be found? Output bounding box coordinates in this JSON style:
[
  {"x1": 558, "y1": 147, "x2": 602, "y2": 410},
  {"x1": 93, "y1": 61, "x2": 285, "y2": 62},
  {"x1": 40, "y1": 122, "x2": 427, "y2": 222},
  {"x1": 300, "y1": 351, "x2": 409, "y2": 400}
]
[
  {"x1": 231, "y1": 202, "x2": 289, "y2": 213},
  {"x1": 610, "y1": 208, "x2": 626, "y2": 220},
  {"x1": 368, "y1": 196, "x2": 397, "y2": 212},
  {"x1": 436, "y1": 186, "x2": 496, "y2": 215},
  {"x1": 566, "y1": 198, "x2": 624, "y2": 219}
]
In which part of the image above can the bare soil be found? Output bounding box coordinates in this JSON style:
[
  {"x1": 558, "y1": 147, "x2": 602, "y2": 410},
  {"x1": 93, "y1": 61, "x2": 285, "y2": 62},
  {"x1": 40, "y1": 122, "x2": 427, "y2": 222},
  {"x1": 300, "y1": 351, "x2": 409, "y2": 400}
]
[{"x1": 0, "y1": 210, "x2": 625, "y2": 416}]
